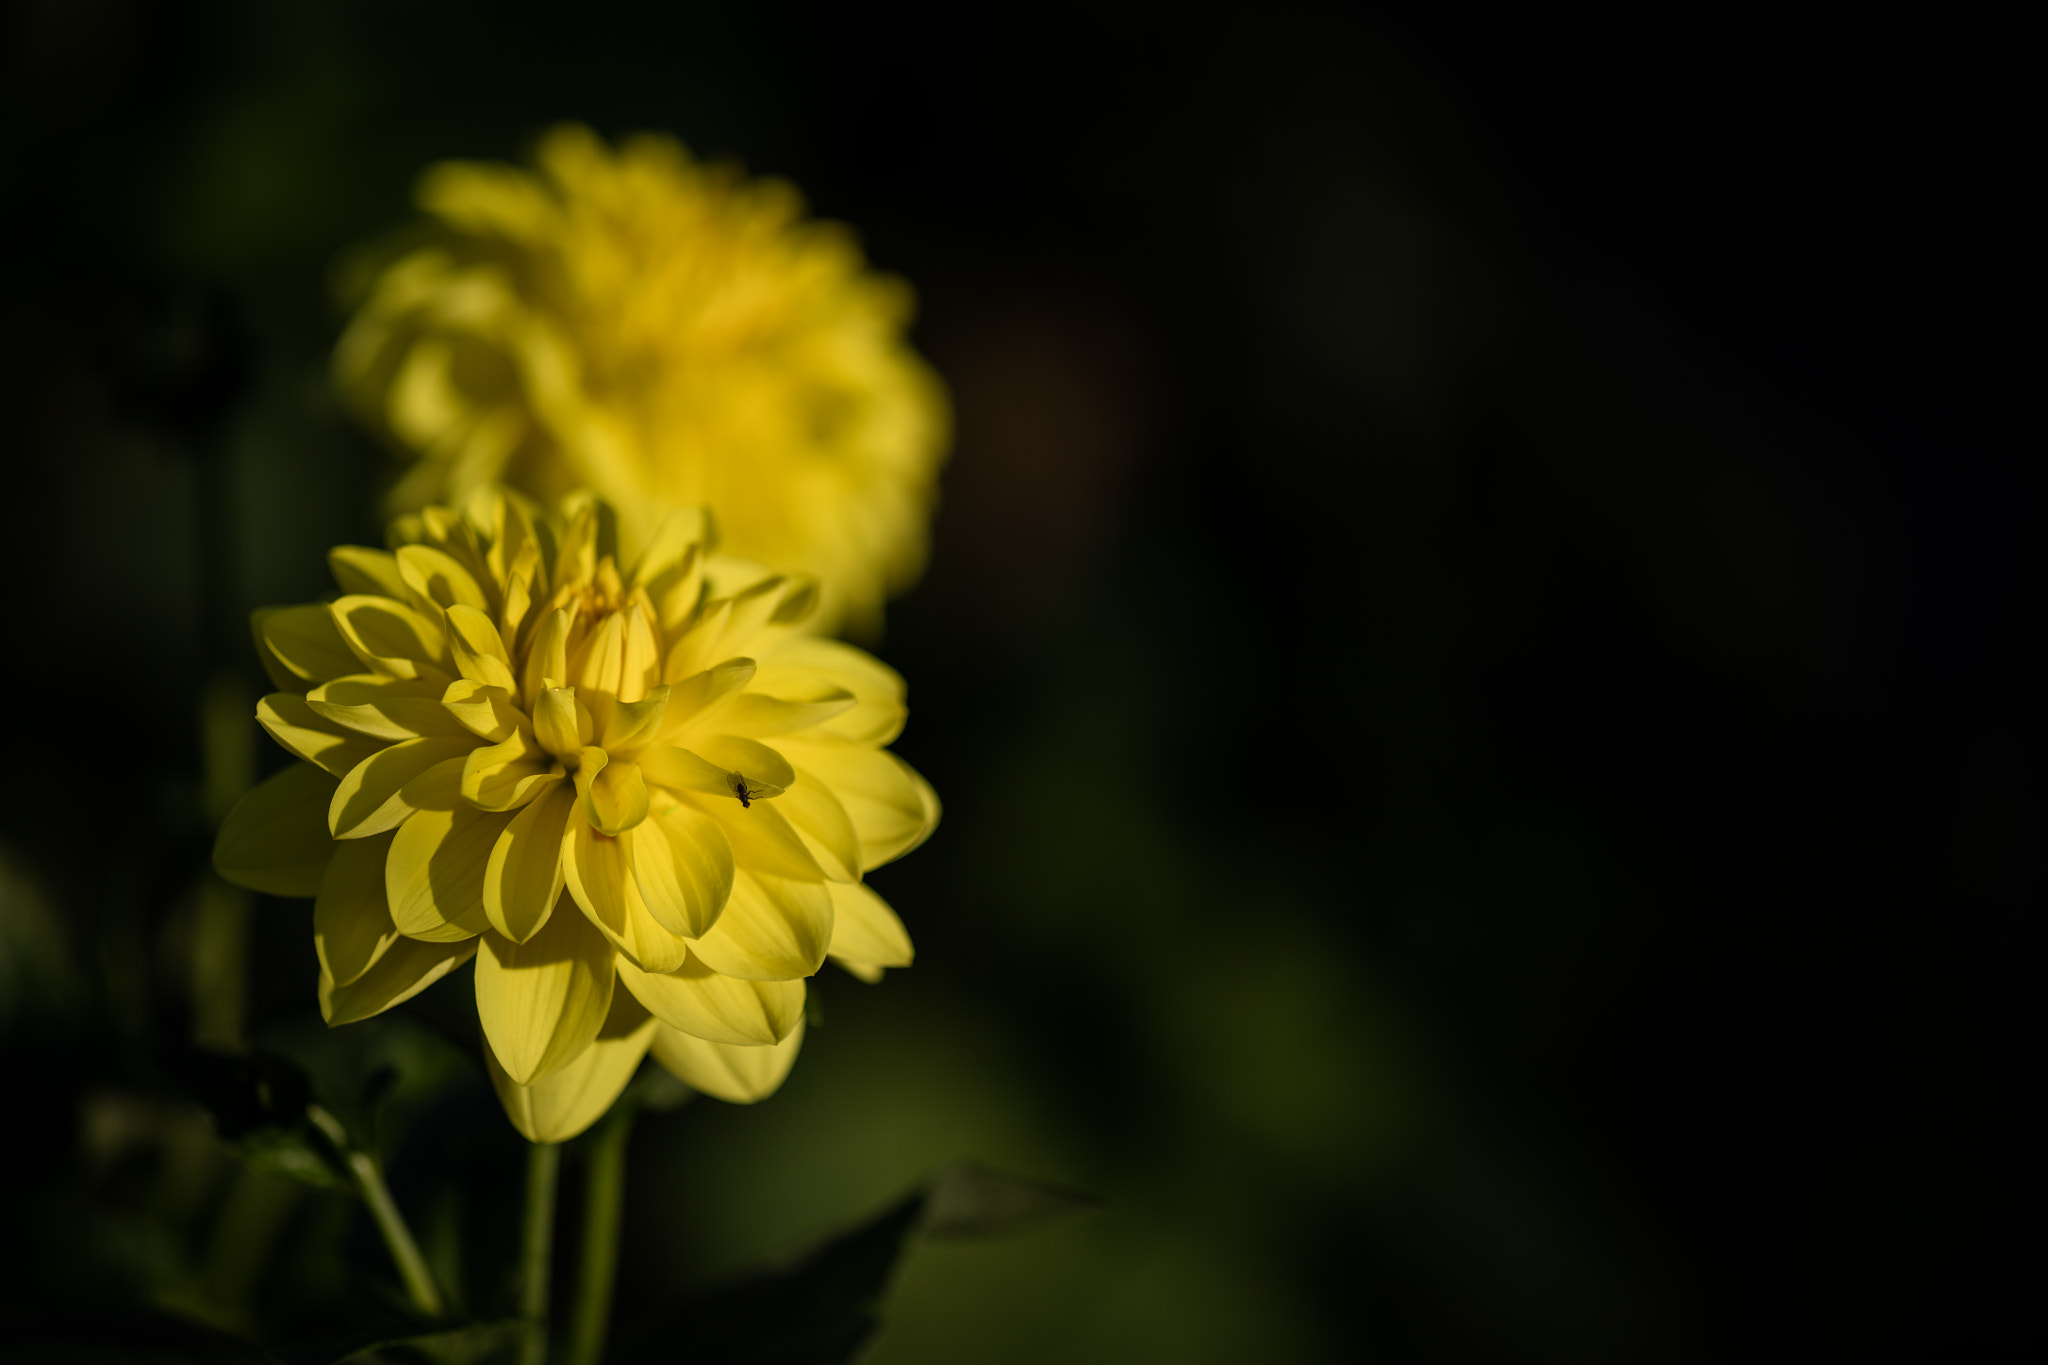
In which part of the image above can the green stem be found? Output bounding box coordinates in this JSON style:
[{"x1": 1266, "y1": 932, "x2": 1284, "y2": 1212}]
[
  {"x1": 565, "y1": 1103, "x2": 637, "y2": 1365},
  {"x1": 309, "y1": 1106, "x2": 445, "y2": 1320},
  {"x1": 521, "y1": 1141, "x2": 563, "y2": 1365}
]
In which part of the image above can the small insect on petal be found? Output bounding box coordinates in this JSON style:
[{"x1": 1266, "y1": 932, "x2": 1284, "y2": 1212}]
[{"x1": 726, "y1": 771, "x2": 786, "y2": 809}]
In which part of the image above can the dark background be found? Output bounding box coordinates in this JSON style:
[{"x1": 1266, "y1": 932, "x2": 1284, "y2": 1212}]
[{"x1": 0, "y1": 3, "x2": 2040, "y2": 1360}]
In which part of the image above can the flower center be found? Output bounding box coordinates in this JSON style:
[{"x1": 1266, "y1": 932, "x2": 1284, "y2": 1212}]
[{"x1": 559, "y1": 556, "x2": 630, "y2": 626}]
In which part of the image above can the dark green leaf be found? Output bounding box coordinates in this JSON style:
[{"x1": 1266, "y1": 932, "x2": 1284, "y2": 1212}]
[
  {"x1": 620, "y1": 1196, "x2": 923, "y2": 1365},
  {"x1": 611, "y1": 1166, "x2": 1095, "y2": 1364},
  {"x1": 157, "y1": 1044, "x2": 353, "y2": 1194},
  {"x1": 328, "y1": 1321, "x2": 522, "y2": 1365},
  {"x1": 273, "y1": 1317, "x2": 520, "y2": 1365},
  {"x1": 229, "y1": 1125, "x2": 353, "y2": 1194},
  {"x1": 916, "y1": 1163, "x2": 1098, "y2": 1240}
]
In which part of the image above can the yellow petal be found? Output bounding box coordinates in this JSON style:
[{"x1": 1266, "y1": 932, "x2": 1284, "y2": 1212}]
[
  {"x1": 767, "y1": 576, "x2": 819, "y2": 630},
  {"x1": 619, "y1": 604, "x2": 661, "y2": 703},
  {"x1": 582, "y1": 758, "x2": 649, "y2": 835},
  {"x1": 909, "y1": 760, "x2": 941, "y2": 840},
  {"x1": 330, "y1": 738, "x2": 476, "y2": 839},
  {"x1": 825, "y1": 880, "x2": 914, "y2": 976},
  {"x1": 655, "y1": 659, "x2": 755, "y2": 744},
  {"x1": 213, "y1": 762, "x2": 337, "y2": 896},
  {"x1": 521, "y1": 608, "x2": 571, "y2": 709},
  {"x1": 652, "y1": 565, "x2": 707, "y2": 642},
  {"x1": 307, "y1": 674, "x2": 468, "y2": 741},
  {"x1": 636, "y1": 743, "x2": 740, "y2": 798},
  {"x1": 689, "y1": 791, "x2": 823, "y2": 881},
  {"x1": 445, "y1": 603, "x2": 519, "y2": 692},
  {"x1": 661, "y1": 598, "x2": 730, "y2": 682},
  {"x1": 705, "y1": 576, "x2": 793, "y2": 659},
  {"x1": 533, "y1": 685, "x2": 591, "y2": 756},
  {"x1": 475, "y1": 908, "x2": 616, "y2": 1085},
  {"x1": 691, "y1": 735, "x2": 796, "y2": 794},
  {"x1": 684, "y1": 870, "x2": 831, "y2": 982},
  {"x1": 485, "y1": 782, "x2": 575, "y2": 941},
  {"x1": 629, "y1": 507, "x2": 709, "y2": 591},
  {"x1": 650, "y1": 1016, "x2": 804, "y2": 1105},
  {"x1": 440, "y1": 679, "x2": 522, "y2": 742},
  {"x1": 321, "y1": 936, "x2": 477, "y2": 1027},
  {"x1": 563, "y1": 820, "x2": 690, "y2": 972},
  {"x1": 599, "y1": 685, "x2": 668, "y2": 756},
  {"x1": 613, "y1": 955, "x2": 803, "y2": 1046},
  {"x1": 330, "y1": 595, "x2": 454, "y2": 682},
  {"x1": 250, "y1": 608, "x2": 308, "y2": 693},
  {"x1": 258, "y1": 693, "x2": 384, "y2": 778},
  {"x1": 462, "y1": 728, "x2": 561, "y2": 812},
  {"x1": 629, "y1": 802, "x2": 734, "y2": 939},
  {"x1": 257, "y1": 604, "x2": 364, "y2": 688},
  {"x1": 713, "y1": 688, "x2": 858, "y2": 739},
  {"x1": 754, "y1": 637, "x2": 907, "y2": 745},
  {"x1": 386, "y1": 801, "x2": 515, "y2": 941},
  {"x1": 500, "y1": 543, "x2": 538, "y2": 647},
  {"x1": 315, "y1": 830, "x2": 400, "y2": 986},
  {"x1": 571, "y1": 612, "x2": 625, "y2": 694},
  {"x1": 328, "y1": 545, "x2": 411, "y2": 602},
  {"x1": 781, "y1": 740, "x2": 937, "y2": 871},
  {"x1": 553, "y1": 497, "x2": 600, "y2": 587},
  {"x1": 641, "y1": 734, "x2": 796, "y2": 808},
  {"x1": 769, "y1": 773, "x2": 860, "y2": 883},
  {"x1": 397, "y1": 543, "x2": 490, "y2": 614},
  {"x1": 488, "y1": 990, "x2": 656, "y2": 1143}
]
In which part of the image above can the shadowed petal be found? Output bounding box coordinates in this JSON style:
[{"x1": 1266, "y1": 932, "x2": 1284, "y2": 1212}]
[
  {"x1": 684, "y1": 869, "x2": 831, "y2": 982},
  {"x1": 487, "y1": 990, "x2": 656, "y2": 1143},
  {"x1": 485, "y1": 782, "x2": 575, "y2": 941},
  {"x1": 650, "y1": 1016, "x2": 804, "y2": 1104},
  {"x1": 387, "y1": 801, "x2": 514, "y2": 941},
  {"x1": 320, "y1": 936, "x2": 476, "y2": 1027},
  {"x1": 213, "y1": 762, "x2": 338, "y2": 896},
  {"x1": 564, "y1": 820, "x2": 689, "y2": 972},
  {"x1": 629, "y1": 801, "x2": 734, "y2": 939},
  {"x1": 316, "y1": 830, "x2": 400, "y2": 986},
  {"x1": 258, "y1": 694, "x2": 384, "y2": 778},
  {"x1": 824, "y1": 880, "x2": 914, "y2": 982},
  {"x1": 476, "y1": 905, "x2": 615, "y2": 1084},
  {"x1": 614, "y1": 955, "x2": 803, "y2": 1046},
  {"x1": 330, "y1": 739, "x2": 477, "y2": 838}
]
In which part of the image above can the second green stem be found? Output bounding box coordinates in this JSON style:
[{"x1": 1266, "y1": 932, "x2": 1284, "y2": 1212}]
[
  {"x1": 565, "y1": 1101, "x2": 636, "y2": 1365},
  {"x1": 520, "y1": 1141, "x2": 562, "y2": 1365}
]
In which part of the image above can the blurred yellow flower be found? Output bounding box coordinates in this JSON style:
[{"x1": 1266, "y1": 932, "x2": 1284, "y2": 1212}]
[
  {"x1": 335, "y1": 124, "x2": 949, "y2": 637},
  {"x1": 214, "y1": 489, "x2": 938, "y2": 1142}
]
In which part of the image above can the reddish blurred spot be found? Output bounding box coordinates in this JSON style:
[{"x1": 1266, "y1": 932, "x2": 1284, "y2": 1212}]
[{"x1": 925, "y1": 286, "x2": 1158, "y2": 617}]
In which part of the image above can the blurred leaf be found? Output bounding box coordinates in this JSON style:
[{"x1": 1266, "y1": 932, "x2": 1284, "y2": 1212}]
[
  {"x1": 915, "y1": 1163, "x2": 1097, "y2": 1240},
  {"x1": 228, "y1": 1125, "x2": 351, "y2": 1195},
  {"x1": 358, "y1": 1063, "x2": 402, "y2": 1149},
  {"x1": 618, "y1": 1166, "x2": 1094, "y2": 1363},
  {"x1": 328, "y1": 1320, "x2": 521, "y2": 1365},
  {"x1": 159, "y1": 1045, "x2": 353, "y2": 1194},
  {"x1": 626, "y1": 1195, "x2": 923, "y2": 1365}
]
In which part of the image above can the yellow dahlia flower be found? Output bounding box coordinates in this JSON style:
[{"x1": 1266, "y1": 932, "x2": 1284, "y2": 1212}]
[
  {"x1": 212, "y1": 489, "x2": 937, "y2": 1142},
  {"x1": 335, "y1": 123, "x2": 949, "y2": 638}
]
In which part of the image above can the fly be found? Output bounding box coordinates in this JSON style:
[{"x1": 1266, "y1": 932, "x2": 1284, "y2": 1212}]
[{"x1": 727, "y1": 772, "x2": 758, "y2": 808}]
